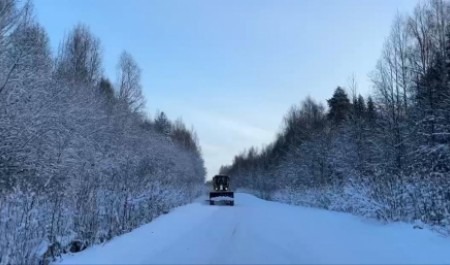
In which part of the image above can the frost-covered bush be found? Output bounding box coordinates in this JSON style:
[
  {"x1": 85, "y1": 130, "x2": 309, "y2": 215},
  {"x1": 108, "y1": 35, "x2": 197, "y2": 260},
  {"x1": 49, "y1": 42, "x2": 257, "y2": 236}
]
[
  {"x1": 221, "y1": 0, "x2": 450, "y2": 235},
  {"x1": 0, "y1": 3, "x2": 205, "y2": 264}
]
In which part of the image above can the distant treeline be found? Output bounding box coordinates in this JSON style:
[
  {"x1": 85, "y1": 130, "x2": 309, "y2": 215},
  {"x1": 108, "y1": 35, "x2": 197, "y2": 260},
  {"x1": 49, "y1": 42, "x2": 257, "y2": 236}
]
[{"x1": 222, "y1": 0, "x2": 450, "y2": 233}]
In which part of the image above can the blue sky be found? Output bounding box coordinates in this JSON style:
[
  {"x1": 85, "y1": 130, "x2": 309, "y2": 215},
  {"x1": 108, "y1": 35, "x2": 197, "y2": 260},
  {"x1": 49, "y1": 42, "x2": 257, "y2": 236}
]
[{"x1": 34, "y1": 0, "x2": 419, "y2": 179}]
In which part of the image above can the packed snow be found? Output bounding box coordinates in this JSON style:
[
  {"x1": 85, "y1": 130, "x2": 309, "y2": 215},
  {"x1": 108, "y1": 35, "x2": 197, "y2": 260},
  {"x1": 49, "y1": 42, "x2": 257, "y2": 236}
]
[{"x1": 56, "y1": 193, "x2": 450, "y2": 264}]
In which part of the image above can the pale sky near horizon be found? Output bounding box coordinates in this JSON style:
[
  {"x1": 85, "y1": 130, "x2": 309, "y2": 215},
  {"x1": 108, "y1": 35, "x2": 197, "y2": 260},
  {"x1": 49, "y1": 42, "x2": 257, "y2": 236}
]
[{"x1": 34, "y1": 0, "x2": 419, "y2": 179}]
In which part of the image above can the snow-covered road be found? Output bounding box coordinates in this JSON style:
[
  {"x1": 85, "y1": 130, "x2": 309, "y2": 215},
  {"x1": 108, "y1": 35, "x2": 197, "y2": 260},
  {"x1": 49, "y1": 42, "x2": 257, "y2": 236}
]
[{"x1": 58, "y1": 193, "x2": 450, "y2": 264}]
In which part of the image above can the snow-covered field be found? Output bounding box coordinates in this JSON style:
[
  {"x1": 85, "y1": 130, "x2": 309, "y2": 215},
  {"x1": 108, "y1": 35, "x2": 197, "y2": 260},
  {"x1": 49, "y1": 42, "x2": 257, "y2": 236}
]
[{"x1": 57, "y1": 193, "x2": 450, "y2": 264}]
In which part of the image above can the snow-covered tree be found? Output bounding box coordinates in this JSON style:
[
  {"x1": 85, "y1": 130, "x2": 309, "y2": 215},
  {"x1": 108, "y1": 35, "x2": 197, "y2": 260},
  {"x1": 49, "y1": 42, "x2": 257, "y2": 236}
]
[
  {"x1": 117, "y1": 51, "x2": 145, "y2": 112},
  {"x1": 0, "y1": 3, "x2": 206, "y2": 264}
]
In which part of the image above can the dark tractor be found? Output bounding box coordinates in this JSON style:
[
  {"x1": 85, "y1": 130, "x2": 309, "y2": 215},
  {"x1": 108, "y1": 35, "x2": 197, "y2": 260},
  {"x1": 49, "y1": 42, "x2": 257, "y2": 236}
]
[{"x1": 209, "y1": 175, "x2": 234, "y2": 206}]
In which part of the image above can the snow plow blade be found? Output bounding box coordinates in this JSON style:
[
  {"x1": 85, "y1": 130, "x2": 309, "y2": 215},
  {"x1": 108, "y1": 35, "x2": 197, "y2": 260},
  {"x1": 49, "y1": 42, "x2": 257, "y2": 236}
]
[{"x1": 209, "y1": 191, "x2": 234, "y2": 206}]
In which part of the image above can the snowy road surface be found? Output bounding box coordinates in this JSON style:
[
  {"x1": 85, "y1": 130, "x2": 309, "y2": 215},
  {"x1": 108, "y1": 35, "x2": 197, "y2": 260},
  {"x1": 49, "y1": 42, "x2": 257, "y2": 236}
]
[{"x1": 58, "y1": 193, "x2": 450, "y2": 264}]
